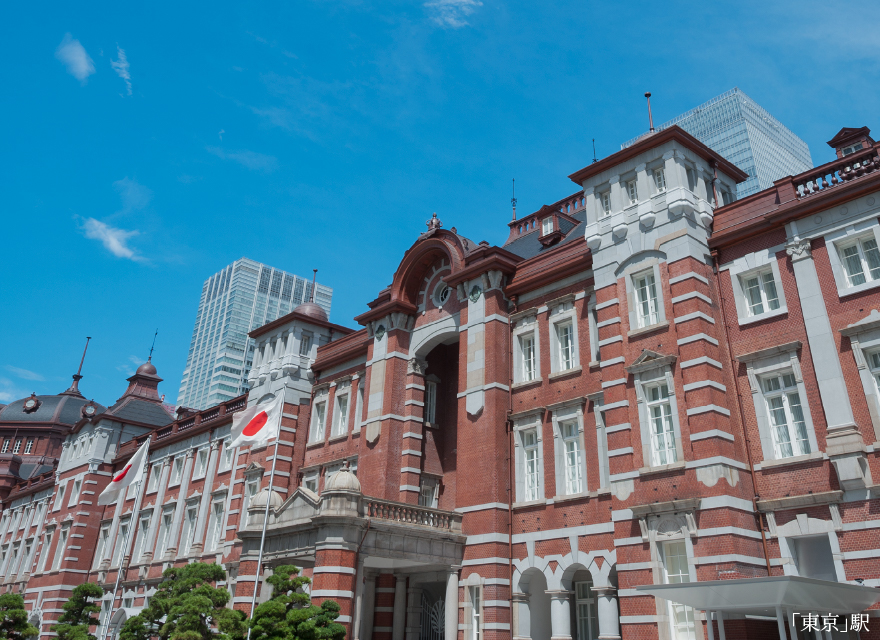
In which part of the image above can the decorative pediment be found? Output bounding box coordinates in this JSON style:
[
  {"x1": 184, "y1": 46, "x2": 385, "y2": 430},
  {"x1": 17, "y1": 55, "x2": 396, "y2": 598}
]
[
  {"x1": 243, "y1": 462, "x2": 265, "y2": 477},
  {"x1": 625, "y1": 350, "x2": 677, "y2": 374}
]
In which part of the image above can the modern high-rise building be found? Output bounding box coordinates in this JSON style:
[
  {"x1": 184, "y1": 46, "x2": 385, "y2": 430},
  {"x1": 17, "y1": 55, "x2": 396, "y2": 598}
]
[
  {"x1": 176, "y1": 258, "x2": 332, "y2": 409},
  {"x1": 622, "y1": 87, "x2": 813, "y2": 197}
]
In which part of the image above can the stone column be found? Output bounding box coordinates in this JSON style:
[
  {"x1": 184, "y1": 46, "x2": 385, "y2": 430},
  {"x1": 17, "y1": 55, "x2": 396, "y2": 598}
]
[
  {"x1": 405, "y1": 585, "x2": 423, "y2": 640},
  {"x1": 445, "y1": 569, "x2": 459, "y2": 640},
  {"x1": 361, "y1": 571, "x2": 377, "y2": 640},
  {"x1": 392, "y1": 576, "x2": 407, "y2": 640},
  {"x1": 775, "y1": 605, "x2": 788, "y2": 640},
  {"x1": 593, "y1": 586, "x2": 620, "y2": 640},
  {"x1": 190, "y1": 439, "x2": 222, "y2": 556},
  {"x1": 706, "y1": 611, "x2": 715, "y2": 640},
  {"x1": 352, "y1": 557, "x2": 366, "y2": 640},
  {"x1": 547, "y1": 590, "x2": 572, "y2": 640},
  {"x1": 511, "y1": 592, "x2": 530, "y2": 640}
]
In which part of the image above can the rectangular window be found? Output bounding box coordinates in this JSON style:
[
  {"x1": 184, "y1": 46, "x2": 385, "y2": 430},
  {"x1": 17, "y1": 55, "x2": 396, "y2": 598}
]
[
  {"x1": 54, "y1": 484, "x2": 66, "y2": 512},
  {"x1": 843, "y1": 143, "x2": 864, "y2": 156},
  {"x1": 206, "y1": 501, "x2": 224, "y2": 551},
  {"x1": 633, "y1": 271, "x2": 659, "y2": 328},
  {"x1": 310, "y1": 402, "x2": 326, "y2": 442},
  {"x1": 36, "y1": 533, "x2": 51, "y2": 573},
  {"x1": 838, "y1": 236, "x2": 880, "y2": 287},
  {"x1": 193, "y1": 449, "x2": 209, "y2": 479},
  {"x1": 23, "y1": 439, "x2": 34, "y2": 455},
  {"x1": 647, "y1": 384, "x2": 676, "y2": 466},
  {"x1": 469, "y1": 586, "x2": 481, "y2": 640},
  {"x1": 219, "y1": 441, "x2": 233, "y2": 472},
  {"x1": 20, "y1": 540, "x2": 32, "y2": 576},
  {"x1": 520, "y1": 334, "x2": 536, "y2": 382},
  {"x1": 12, "y1": 440, "x2": 22, "y2": 454},
  {"x1": 133, "y1": 515, "x2": 151, "y2": 561},
  {"x1": 419, "y1": 478, "x2": 438, "y2": 508},
  {"x1": 556, "y1": 322, "x2": 575, "y2": 371},
  {"x1": 68, "y1": 479, "x2": 82, "y2": 506},
  {"x1": 523, "y1": 430, "x2": 540, "y2": 502},
  {"x1": 94, "y1": 525, "x2": 110, "y2": 569},
  {"x1": 332, "y1": 394, "x2": 349, "y2": 437},
  {"x1": 762, "y1": 373, "x2": 810, "y2": 459},
  {"x1": 169, "y1": 456, "x2": 184, "y2": 485},
  {"x1": 112, "y1": 521, "x2": 130, "y2": 566},
  {"x1": 576, "y1": 581, "x2": 599, "y2": 640},
  {"x1": 180, "y1": 506, "x2": 198, "y2": 556},
  {"x1": 663, "y1": 541, "x2": 696, "y2": 640},
  {"x1": 741, "y1": 270, "x2": 780, "y2": 316},
  {"x1": 601, "y1": 191, "x2": 611, "y2": 216},
  {"x1": 52, "y1": 526, "x2": 69, "y2": 571},
  {"x1": 686, "y1": 167, "x2": 697, "y2": 192},
  {"x1": 542, "y1": 217, "x2": 553, "y2": 235},
  {"x1": 303, "y1": 473, "x2": 319, "y2": 494},
  {"x1": 654, "y1": 168, "x2": 667, "y2": 193},
  {"x1": 626, "y1": 179, "x2": 638, "y2": 205},
  {"x1": 0, "y1": 441, "x2": 8, "y2": 453},
  {"x1": 870, "y1": 352, "x2": 880, "y2": 392},
  {"x1": 561, "y1": 421, "x2": 583, "y2": 494},
  {"x1": 299, "y1": 334, "x2": 312, "y2": 356},
  {"x1": 424, "y1": 381, "x2": 437, "y2": 425},
  {"x1": 147, "y1": 463, "x2": 161, "y2": 493},
  {"x1": 244, "y1": 478, "x2": 259, "y2": 527},
  {"x1": 156, "y1": 511, "x2": 173, "y2": 559}
]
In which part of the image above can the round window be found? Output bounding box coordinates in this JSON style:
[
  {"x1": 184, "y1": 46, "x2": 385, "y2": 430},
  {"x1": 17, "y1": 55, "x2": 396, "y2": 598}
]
[{"x1": 433, "y1": 282, "x2": 451, "y2": 307}]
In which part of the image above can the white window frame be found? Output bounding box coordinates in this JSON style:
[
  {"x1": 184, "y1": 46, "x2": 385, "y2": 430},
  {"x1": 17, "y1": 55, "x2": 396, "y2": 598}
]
[
  {"x1": 243, "y1": 474, "x2": 261, "y2": 527},
  {"x1": 192, "y1": 448, "x2": 209, "y2": 480},
  {"x1": 111, "y1": 519, "x2": 130, "y2": 567},
  {"x1": 644, "y1": 381, "x2": 676, "y2": 466},
  {"x1": 626, "y1": 178, "x2": 638, "y2": 205},
  {"x1": 302, "y1": 471, "x2": 319, "y2": 494},
  {"x1": 310, "y1": 395, "x2": 327, "y2": 442},
  {"x1": 469, "y1": 585, "x2": 482, "y2": 640},
  {"x1": 512, "y1": 412, "x2": 545, "y2": 504},
  {"x1": 653, "y1": 167, "x2": 667, "y2": 194},
  {"x1": 548, "y1": 298, "x2": 580, "y2": 375},
  {"x1": 205, "y1": 498, "x2": 226, "y2": 552},
  {"x1": 727, "y1": 247, "x2": 788, "y2": 326},
  {"x1": 146, "y1": 462, "x2": 162, "y2": 493},
  {"x1": 418, "y1": 476, "x2": 439, "y2": 508},
  {"x1": 12, "y1": 439, "x2": 23, "y2": 455},
  {"x1": 179, "y1": 503, "x2": 199, "y2": 557},
  {"x1": 424, "y1": 379, "x2": 438, "y2": 426},
  {"x1": 132, "y1": 513, "x2": 151, "y2": 562},
  {"x1": 353, "y1": 375, "x2": 365, "y2": 433},
  {"x1": 331, "y1": 383, "x2": 351, "y2": 438},
  {"x1": 842, "y1": 317, "x2": 880, "y2": 442},
  {"x1": 54, "y1": 482, "x2": 67, "y2": 512},
  {"x1": 826, "y1": 222, "x2": 880, "y2": 298},
  {"x1": 93, "y1": 524, "x2": 111, "y2": 570},
  {"x1": 661, "y1": 540, "x2": 697, "y2": 640},
  {"x1": 23, "y1": 439, "x2": 34, "y2": 455},
  {"x1": 1, "y1": 440, "x2": 9, "y2": 453},
  {"x1": 600, "y1": 191, "x2": 611, "y2": 216},
  {"x1": 632, "y1": 362, "x2": 684, "y2": 470},
  {"x1": 632, "y1": 270, "x2": 660, "y2": 329},
  {"x1": 299, "y1": 332, "x2": 313, "y2": 357},
  {"x1": 760, "y1": 371, "x2": 811, "y2": 459},
  {"x1": 589, "y1": 394, "x2": 610, "y2": 490},
  {"x1": 587, "y1": 293, "x2": 599, "y2": 364},
  {"x1": 511, "y1": 312, "x2": 540, "y2": 385},
  {"x1": 624, "y1": 261, "x2": 666, "y2": 333},
  {"x1": 739, "y1": 342, "x2": 819, "y2": 465},
  {"x1": 218, "y1": 440, "x2": 234, "y2": 472},
  {"x1": 169, "y1": 455, "x2": 185, "y2": 487},
  {"x1": 542, "y1": 217, "x2": 554, "y2": 235},
  {"x1": 68, "y1": 477, "x2": 83, "y2": 507},
  {"x1": 550, "y1": 402, "x2": 587, "y2": 497},
  {"x1": 52, "y1": 525, "x2": 69, "y2": 571}
]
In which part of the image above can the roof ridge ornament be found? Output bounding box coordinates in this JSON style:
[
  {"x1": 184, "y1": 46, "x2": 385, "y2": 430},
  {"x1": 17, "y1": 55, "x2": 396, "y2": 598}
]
[{"x1": 426, "y1": 212, "x2": 442, "y2": 231}]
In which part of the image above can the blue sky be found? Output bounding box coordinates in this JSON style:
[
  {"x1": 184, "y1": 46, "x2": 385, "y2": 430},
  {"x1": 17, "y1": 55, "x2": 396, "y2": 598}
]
[{"x1": 2, "y1": 0, "x2": 879, "y2": 406}]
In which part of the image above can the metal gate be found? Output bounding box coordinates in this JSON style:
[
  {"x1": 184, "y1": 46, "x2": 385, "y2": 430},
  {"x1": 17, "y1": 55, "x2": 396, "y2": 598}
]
[{"x1": 420, "y1": 592, "x2": 445, "y2": 640}]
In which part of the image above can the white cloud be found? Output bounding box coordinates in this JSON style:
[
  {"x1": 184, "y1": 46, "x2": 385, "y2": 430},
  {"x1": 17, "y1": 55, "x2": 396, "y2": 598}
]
[
  {"x1": 0, "y1": 377, "x2": 27, "y2": 403},
  {"x1": 111, "y1": 46, "x2": 132, "y2": 95},
  {"x1": 206, "y1": 146, "x2": 278, "y2": 172},
  {"x1": 117, "y1": 355, "x2": 143, "y2": 376},
  {"x1": 55, "y1": 33, "x2": 95, "y2": 83},
  {"x1": 113, "y1": 177, "x2": 152, "y2": 212},
  {"x1": 4, "y1": 366, "x2": 45, "y2": 382},
  {"x1": 424, "y1": 0, "x2": 483, "y2": 28},
  {"x1": 81, "y1": 217, "x2": 145, "y2": 262}
]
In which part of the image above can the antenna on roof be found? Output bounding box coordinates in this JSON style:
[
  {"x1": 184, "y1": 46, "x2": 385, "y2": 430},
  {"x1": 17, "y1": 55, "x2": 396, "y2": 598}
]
[
  {"x1": 592, "y1": 139, "x2": 598, "y2": 164},
  {"x1": 511, "y1": 178, "x2": 517, "y2": 221},
  {"x1": 645, "y1": 92, "x2": 655, "y2": 133},
  {"x1": 311, "y1": 269, "x2": 317, "y2": 303},
  {"x1": 62, "y1": 336, "x2": 91, "y2": 397},
  {"x1": 148, "y1": 329, "x2": 158, "y2": 362}
]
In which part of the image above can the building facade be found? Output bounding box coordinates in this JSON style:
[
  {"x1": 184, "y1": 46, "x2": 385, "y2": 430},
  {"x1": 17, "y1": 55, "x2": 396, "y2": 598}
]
[
  {"x1": 622, "y1": 88, "x2": 813, "y2": 199},
  {"x1": 2, "y1": 124, "x2": 880, "y2": 640},
  {"x1": 177, "y1": 257, "x2": 333, "y2": 409}
]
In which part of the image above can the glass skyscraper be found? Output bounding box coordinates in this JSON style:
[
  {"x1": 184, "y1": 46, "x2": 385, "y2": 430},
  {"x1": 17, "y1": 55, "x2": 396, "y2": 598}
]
[
  {"x1": 622, "y1": 88, "x2": 813, "y2": 198},
  {"x1": 177, "y1": 258, "x2": 333, "y2": 409}
]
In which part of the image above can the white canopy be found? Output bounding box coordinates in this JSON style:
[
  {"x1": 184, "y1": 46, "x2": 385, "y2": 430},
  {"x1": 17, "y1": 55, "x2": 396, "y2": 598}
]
[{"x1": 636, "y1": 576, "x2": 880, "y2": 617}]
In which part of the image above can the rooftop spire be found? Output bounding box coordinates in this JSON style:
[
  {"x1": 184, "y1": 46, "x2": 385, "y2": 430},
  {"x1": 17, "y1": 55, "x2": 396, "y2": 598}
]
[
  {"x1": 311, "y1": 269, "x2": 317, "y2": 303},
  {"x1": 511, "y1": 178, "x2": 517, "y2": 221},
  {"x1": 148, "y1": 329, "x2": 158, "y2": 362},
  {"x1": 645, "y1": 92, "x2": 655, "y2": 133},
  {"x1": 61, "y1": 336, "x2": 91, "y2": 397}
]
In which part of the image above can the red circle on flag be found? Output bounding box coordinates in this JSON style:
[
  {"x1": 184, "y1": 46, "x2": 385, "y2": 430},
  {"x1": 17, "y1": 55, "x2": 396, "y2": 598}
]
[
  {"x1": 243, "y1": 411, "x2": 269, "y2": 437},
  {"x1": 113, "y1": 464, "x2": 131, "y2": 483}
]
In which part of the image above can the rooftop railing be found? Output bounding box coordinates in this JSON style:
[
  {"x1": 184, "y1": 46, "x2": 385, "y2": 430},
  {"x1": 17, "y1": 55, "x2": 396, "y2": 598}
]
[{"x1": 794, "y1": 147, "x2": 880, "y2": 199}]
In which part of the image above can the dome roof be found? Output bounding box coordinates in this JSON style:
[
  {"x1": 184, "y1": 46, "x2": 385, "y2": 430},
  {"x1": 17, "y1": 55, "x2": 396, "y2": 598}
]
[
  {"x1": 325, "y1": 464, "x2": 362, "y2": 493},
  {"x1": 0, "y1": 393, "x2": 106, "y2": 426},
  {"x1": 294, "y1": 301, "x2": 329, "y2": 322},
  {"x1": 250, "y1": 488, "x2": 284, "y2": 510},
  {"x1": 136, "y1": 360, "x2": 157, "y2": 376}
]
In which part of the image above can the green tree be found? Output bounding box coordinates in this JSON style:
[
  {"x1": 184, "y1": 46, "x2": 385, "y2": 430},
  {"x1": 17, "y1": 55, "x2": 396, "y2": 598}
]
[
  {"x1": 53, "y1": 582, "x2": 104, "y2": 640},
  {"x1": 249, "y1": 565, "x2": 345, "y2": 640},
  {"x1": 0, "y1": 592, "x2": 40, "y2": 640},
  {"x1": 119, "y1": 563, "x2": 245, "y2": 640}
]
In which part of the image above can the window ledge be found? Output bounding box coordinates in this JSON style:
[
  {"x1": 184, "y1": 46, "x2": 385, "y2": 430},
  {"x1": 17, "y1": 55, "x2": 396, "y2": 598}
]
[
  {"x1": 328, "y1": 434, "x2": 348, "y2": 444},
  {"x1": 512, "y1": 499, "x2": 545, "y2": 510},
  {"x1": 589, "y1": 360, "x2": 600, "y2": 369},
  {"x1": 553, "y1": 491, "x2": 597, "y2": 503},
  {"x1": 512, "y1": 378, "x2": 543, "y2": 391},
  {"x1": 639, "y1": 461, "x2": 686, "y2": 476},
  {"x1": 738, "y1": 306, "x2": 788, "y2": 326},
  {"x1": 306, "y1": 441, "x2": 325, "y2": 449},
  {"x1": 755, "y1": 451, "x2": 826, "y2": 470},
  {"x1": 549, "y1": 366, "x2": 583, "y2": 381},
  {"x1": 424, "y1": 421, "x2": 439, "y2": 430},
  {"x1": 838, "y1": 278, "x2": 880, "y2": 299},
  {"x1": 627, "y1": 321, "x2": 670, "y2": 339}
]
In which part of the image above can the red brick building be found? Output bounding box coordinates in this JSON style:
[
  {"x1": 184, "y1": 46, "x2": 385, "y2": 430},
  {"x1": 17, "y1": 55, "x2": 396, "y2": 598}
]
[{"x1": 2, "y1": 124, "x2": 880, "y2": 640}]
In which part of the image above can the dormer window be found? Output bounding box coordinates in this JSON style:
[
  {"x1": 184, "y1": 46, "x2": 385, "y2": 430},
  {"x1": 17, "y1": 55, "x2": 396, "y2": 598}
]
[
  {"x1": 654, "y1": 168, "x2": 667, "y2": 193},
  {"x1": 843, "y1": 143, "x2": 864, "y2": 156},
  {"x1": 542, "y1": 217, "x2": 554, "y2": 235},
  {"x1": 626, "y1": 179, "x2": 638, "y2": 205}
]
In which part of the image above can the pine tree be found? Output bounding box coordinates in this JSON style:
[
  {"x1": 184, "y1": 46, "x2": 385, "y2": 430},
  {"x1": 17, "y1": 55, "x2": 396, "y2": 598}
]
[
  {"x1": 53, "y1": 583, "x2": 104, "y2": 640},
  {"x1": 249, "y1": 565, "x2": 346, "y2": 640},
  {"x1": 119, "y1": 562, "x2": 245, "y2": 640},
  {"x1": 0, "y1": 593, "x2": 40, "y2": 640}
]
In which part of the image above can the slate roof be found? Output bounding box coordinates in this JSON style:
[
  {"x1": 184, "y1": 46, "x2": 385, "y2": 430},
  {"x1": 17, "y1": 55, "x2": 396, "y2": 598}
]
[
  {"x1": 104, "y1": 397, "x2": 174, "y2": 426},
  {"x1": 17, "y1": 463, "x2": 54, "y2": 480},
  {"x1": 503, "y1": 208, "x2": 587, "y2": 260},
  {"x1": 0, "y1": 394, "x2": 106, "y2": 426}
]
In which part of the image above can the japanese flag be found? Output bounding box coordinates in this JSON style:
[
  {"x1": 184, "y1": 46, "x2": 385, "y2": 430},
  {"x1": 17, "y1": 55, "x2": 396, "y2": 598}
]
[
  {"x1": 228, "y1": 394, "x2": 284, "y2": 449},
  {"x1": 98, "y1": 439, "x2": 150, "y2": 506}
]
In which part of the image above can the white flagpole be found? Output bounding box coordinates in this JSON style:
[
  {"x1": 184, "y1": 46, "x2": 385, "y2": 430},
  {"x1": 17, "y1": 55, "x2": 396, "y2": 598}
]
[
  {"x1": 101, "y1": 459, "x2": 148, "y2": 640},
  {"x1": 245, "y1": 431, "x2": 281, "y2": 639}
]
